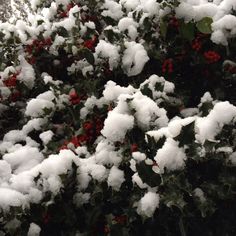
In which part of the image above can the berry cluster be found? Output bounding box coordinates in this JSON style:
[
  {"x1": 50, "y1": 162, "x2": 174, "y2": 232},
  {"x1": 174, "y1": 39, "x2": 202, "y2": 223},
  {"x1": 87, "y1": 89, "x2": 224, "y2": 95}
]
[
  {"x1": 25, "y1": 38, "x2": 52, "y2": 55},
  {"x1": 3, "y1": 72, "x2": 19, "y2": 87},
  {"x1": 191, "y1": 38, "x2": 202, "y2": 51},
  {"x1": 83, "y1": 35, "x2": 98, "y2": 51},
  {"x1": 169, "y1": 16, "x2": 179, "y2": 28},
  {"x1": 162, "y1": 59, "x2": 173, "y2": 74},
  {"x1": 60, "y1": 118, "x2": 103, "y2": 150},
  {"x1": 69, "y1": 90, "x2": 82, "y2": 105},
  {"x1": 130, "y1": 143, "x2": 138, "y2": 152},
  {"x1": 204, "y1": 50, "x2": 221, "y2": 64},
  {"x1": 58, "y1": 3, "x2": 75, "y2": 18}
]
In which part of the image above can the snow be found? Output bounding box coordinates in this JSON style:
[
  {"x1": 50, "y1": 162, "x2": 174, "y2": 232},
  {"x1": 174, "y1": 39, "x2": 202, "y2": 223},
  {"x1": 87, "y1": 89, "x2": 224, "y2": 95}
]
[
  {"x1": 25, "y1": 91, "x2": 55, "y2": 117},
  {"x1": 137, "y1": 191, "x2": 160, "y2": 217},
  {"x1": 89, "y1": 164, "x2": 107, "y2": 181},
  {"x1": 120, "y1": 0, "x2": 140, "y2": 11},
  {"x1": 0, "y1": 188, "x2": 27, "y2": 211},
  {"x1": 175, "y1": 2, "x2": 196, "y2": 22},
  {"x1": 3, "y1": 130, "x2": 25, "y2": 143},
  {"x1": 39, "y1": 130, "x2": 54, "y2": 144},
  {"x1": 175, "y1": 0, "x2": 236, "y2": 45},
  {"x1": 3, "y1": 147, "x2": 43, "y2": 174},
  {"x1": 0, "y1": 160, "x2": 12, "y2": 183},
  {"x1": 107, "y1": 166, "x2": 125, "y2": 191},
  {"x1": 229, "y1": 152, "x2": 236, "y2": 165},
  {"x1": 196, "y1": 101, "x2": 236, "y2": 143},
  {"x1": 103, "y1": 81, "x2": 136, "y2": 101},
  {"x1": 27, "y1": 223, "x2": 41, "y2": 236},
  {"x1": 101, "y1": 111, "x2": 134, "y2": 142},
  {"x1": 25, "y1": 98, "x2": 54, "y2": 117},
  {"x1": 22, "y1": 118, "x2": 47, "y2": 135},
  {"x1": 118, "y1": 17, "x2": 139, "y2": 40},
  {"x1": 154, "y1": 138, "x2": 187, "y2": 172},
  {"x1": 95, "y1": 140, "x2": 122, "y2": 166},
  {"x1": 122, "y1": 41, "x2": 149, "y2": 76},
  {"x1": 102, "y1": 0, "x2": 124, "y2": 20},
  {"x1": 132, "y1": 152, "x2": 146, "y2": 162},
  {"x1": 95, "y1": 40, "x2": 120, "y2": 70},
  {"x1": 0, "y1": 0, "x2": 236, "y2": 221},
  {"x1": 140, "y1": 0, "x2": 160, "y2": 16},
  {"x1": 130, "y1": 92, "x2": 168, "y2": 129}
]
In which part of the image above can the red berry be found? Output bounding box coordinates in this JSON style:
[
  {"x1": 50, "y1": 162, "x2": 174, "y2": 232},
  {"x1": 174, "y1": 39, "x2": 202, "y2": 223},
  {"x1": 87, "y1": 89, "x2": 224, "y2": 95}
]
[
  {"x1": 83, "y1": 121, "x2": 93, "y2": 131},
  {"x1": 4, "y1": 75, "x2": 17, "y2": 87},
  {"x1": 204, "y1": 51, "x2": 220, "y2": 64},
  {"x1": 131, "y1": 143, "x2": 138, "y2": 152},
  {"x1": 162, "y1": 59, "x2": 173, "y2": 74},
  {"x1": 69, "y1": 91, "x2": 81, "y2": 105}
]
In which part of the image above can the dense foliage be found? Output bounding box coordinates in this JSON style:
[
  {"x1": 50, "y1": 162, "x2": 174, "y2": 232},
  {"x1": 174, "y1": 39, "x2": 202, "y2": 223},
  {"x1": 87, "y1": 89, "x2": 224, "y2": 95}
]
[{"x1": 0, "y1": 0, "x2": 236, "y2": 235}]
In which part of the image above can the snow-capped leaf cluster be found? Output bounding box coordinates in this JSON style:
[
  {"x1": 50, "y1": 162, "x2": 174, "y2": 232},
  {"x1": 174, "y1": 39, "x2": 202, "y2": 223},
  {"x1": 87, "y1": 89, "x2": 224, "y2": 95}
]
[{"x1": 0, "y1": 0, "x2": 236, "y2": 235}]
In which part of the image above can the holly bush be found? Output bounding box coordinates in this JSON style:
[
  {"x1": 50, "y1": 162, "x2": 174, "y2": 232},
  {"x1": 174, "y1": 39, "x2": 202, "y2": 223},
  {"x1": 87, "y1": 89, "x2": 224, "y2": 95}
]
[{"x1": 0, "y1": 0, "x2": 236, "y2": 235}]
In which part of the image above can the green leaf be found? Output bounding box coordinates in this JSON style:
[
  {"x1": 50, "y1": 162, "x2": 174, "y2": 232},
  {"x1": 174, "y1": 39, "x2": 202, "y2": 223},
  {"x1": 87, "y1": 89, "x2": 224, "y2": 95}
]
[
  {"x1": 143, "y1": 17, "x2": 152, "y2": 30},
  {"x1": 145, "y1": 135, "x2": 166, "y2": 160},
  {"x1": 79, "y1": 48, "x2": 95, "y2": 65},
  {"x1": 160, "y1": 20, "x2": 168, "y2": 38},
  {"x1": 196, "y1": 17, "x2": 213, "y2": 34},
  {"x1": 136, "y1": 161, "x2": 161, "y2": 187},
  {"x1": 179, "y1": 21, "x2": 195, "y2": 41},
  {"x1": 174, "y1": 121, "x2": 195, "y2": 147},
  {"x1": 57, "y1": 26, "x2": 69, "y2": 37},
  {"x1": 147, "y1": 135, "x2": 166, "y2": 150},
  {"x1": 199, "y1": 101, "x2": 213, "y2": 116},
  {"x1": 140, "y1": 84, "x2": 152, "y2": 98},
  {"x1": 204, "y1": 139, "x2": 218, "y2": 153},
  {"x1": 37, "y1": 20, "x2": 44, "y2": 25},
  {"x1": 155, "y1": 82, "x2": 164, "y2": 92},
  {"x1": 104, "y1": 29, "x2": 115, "y2": 43}
]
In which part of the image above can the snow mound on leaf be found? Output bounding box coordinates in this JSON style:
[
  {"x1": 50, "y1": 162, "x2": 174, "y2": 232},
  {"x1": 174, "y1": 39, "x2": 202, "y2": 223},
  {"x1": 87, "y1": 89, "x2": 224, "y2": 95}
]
[
  {"x1": 0, "y1": 188, "x2": 27, "y2": 211},
  {"x1": 27, "y1": 223, "x2": 41, "y2": 236},
  {"x1": 101, "y1": 111, "x2": 134, "y2": 142},
  {"x1": 196, "y1": 101, "x2": 236, "y2": 143},
  {"x1": 25, "y1": 91, "x2": 55, "y2": 117},
  {"x1": 175, "y1": 0, "x2": 236, "y2": 45},
  {"x1": 137, "y1": 191, "x2": 160, "y2": 217},
  {"x1": 122, "y1": 41, "x2": 149, "y2": 76},
  {"x1": 154, "y1": 138, "x2": 187, "y2": 172},
  {"x1": 107, "y1": 166, "x2": 125, "y2": 191},
  {"x1": 3, "y1": 147, "x2": 43, "y2": 174}
]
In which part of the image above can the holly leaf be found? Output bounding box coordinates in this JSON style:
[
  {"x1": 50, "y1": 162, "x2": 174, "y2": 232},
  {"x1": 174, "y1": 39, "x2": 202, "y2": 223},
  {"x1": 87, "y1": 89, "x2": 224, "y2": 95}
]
[
  {"x1": 160, "y1": 20, "x2": 168, "y2": 38},
  {"x1": 140, "y1": 84, "x2": 152, "y2": 98},
  {"x1": 204, "y1": 139, "x2": 218, "y2": 153},
  {"x1": 179, "y1": 21, "x2": 195, "y2": 41},
  {"x1": 79, "y1": 48, "x2": 95, "y2": 65},
  {"x1": 145, "y1": 135, "x2": 166, "y2": 159},
  {"x1": 136, "y1": 161, "x2": 161, "y2": 187},
  {"x1": 199, "y1": 101, "x2": 213, "y2": 116},
  {"x1": 196, "y1": 17, "x2": 213, "y2": 34},
  {"x1": 174, "y1": 121, "x2": 195, "y2": 147}
]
